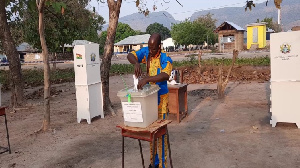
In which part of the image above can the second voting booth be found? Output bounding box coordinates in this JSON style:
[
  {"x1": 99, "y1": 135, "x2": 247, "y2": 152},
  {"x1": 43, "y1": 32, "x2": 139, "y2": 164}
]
[
  {"x1": 73, "y1": 44, "x2": 104, "y2": 124},
  {"x1": 270, "y1": 31, "x2": 300, "y2": 128}
]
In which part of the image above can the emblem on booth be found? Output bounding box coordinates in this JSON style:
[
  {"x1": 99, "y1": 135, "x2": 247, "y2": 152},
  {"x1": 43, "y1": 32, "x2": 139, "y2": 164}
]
[
  {"x1": 280, "y1": 43, "x2": 291, "y2": 54},
  {"x1": 76, "y1": 53, "x2": 82, "y2": 59},
  {"x1": 91, "y1": 53, "x2": 96, "y2": 62}
]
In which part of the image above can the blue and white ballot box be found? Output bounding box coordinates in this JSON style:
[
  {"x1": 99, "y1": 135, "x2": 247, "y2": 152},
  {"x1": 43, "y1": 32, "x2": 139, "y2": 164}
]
[
  {"x1": 270, "y1": 31, "x2": 300, "y2": 128},
  {"x1": 73, "y1": 43, "x2": 104, "y2": 124}
]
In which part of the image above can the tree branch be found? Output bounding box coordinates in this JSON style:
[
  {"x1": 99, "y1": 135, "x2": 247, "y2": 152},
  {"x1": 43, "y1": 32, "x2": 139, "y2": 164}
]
[
  {"x1": 223, "y1": 50, "x2": 238, "y2": 87},
  {"x1": 44, "y1": 6, "x2": 61, "y2": 20},
  {"x1": 175, "y1": 0, "x2": 183, "y2": 7},
  {"x1": 36, "y1": 0, "x2": 39, "y2": 8}
]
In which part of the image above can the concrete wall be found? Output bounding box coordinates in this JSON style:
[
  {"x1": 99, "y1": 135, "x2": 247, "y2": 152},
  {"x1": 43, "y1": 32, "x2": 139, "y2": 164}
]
[
  {"x1": 24, "y1": 53, "x2": 43, "y2": 62},
  {"x1": 218, "y1": 30, "x2": 244, "y2": 52},
  {"x1": 235, "y1": 31, "x2": 244, "y2": 51},
  {"x1": 292, "y1": 26, "x2": 300, "y2": 31}
]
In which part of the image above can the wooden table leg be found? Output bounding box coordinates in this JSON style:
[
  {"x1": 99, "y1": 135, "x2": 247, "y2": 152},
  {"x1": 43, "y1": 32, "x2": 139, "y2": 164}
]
[
  {"x1": 122, "y1": 136, "x2": 124, "y2": 168},
  {"x1": 167, "y1": 129, "x2": 173, "y2": 168},
  {"x1": 138, "y1": 140, "x2": 145, "y2": 168},
  {"x1": 176, "y1": 90, "x2": 180, "y2": 123},
  {"x1": 152, "y1": 133, "x2": 156, "y2": 168},
  {"x1": 4, "y1": 114, "x2": 11, "y2": 154},
  {"x1": 185, "y1": 89, "x2": 188, "y2": 117}
]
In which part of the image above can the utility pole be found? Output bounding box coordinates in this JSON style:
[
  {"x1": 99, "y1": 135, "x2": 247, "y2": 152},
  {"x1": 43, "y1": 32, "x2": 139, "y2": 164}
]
[
  {"x1": 207, "y1": 34, "x2": 209, "y2": 50},
  {"x1": 278, "y1": 9, "x2": 281, "y2": 25},
  {"x1": 278, "y1": 8, "x2": 282, "y2": 31}
]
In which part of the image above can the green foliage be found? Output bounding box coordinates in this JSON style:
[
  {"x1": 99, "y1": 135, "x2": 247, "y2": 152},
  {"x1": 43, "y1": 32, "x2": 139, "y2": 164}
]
[
  {"x1": 45, "y1": 1, "x2": 66, "y2": 13},
  {"x1": 194, "y1": 13, "x2": 217, "y2": 30},
  {"x1": 99, "y1": 31, "x2": 107, "y2": 55},
  {"x1": 110, "y1": 64, "x2": 146, "y2": 75},
  {"x1": 115, "y1": 23, "x2": 136, "y2": 42},
  {"x1": 171, "y1": 20, "x2": 207, "y2": 46},
  {"x1": 0, "y1": 68, "x2": 75, "y2": 90},
  {"x1": 171, "y1": 14, "x2": 218, "y2": 46},
  {"x1": 257, "y1": 17, "x2": 282, "y2": 32},
  {"x1": 23, "y1": 0, "x2": 105, "y2": 53},
  {"x1": 0, "y1": 70, "x2": 9, "y2": 89},
  {"x1": 135, "y1": 30, "x2": 146, "y2": 35},
  {"x1": 146, "y1": 22, "x2": 171, "y2": 40},
  {"x1": 99, "y1": 23, "x2": 136, "y2": 54}
]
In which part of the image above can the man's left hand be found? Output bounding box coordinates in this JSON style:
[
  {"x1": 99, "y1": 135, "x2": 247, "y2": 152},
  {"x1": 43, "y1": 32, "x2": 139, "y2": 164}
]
[{"x1": 137, "y1": 77, "x2": 149, "y2": 90}]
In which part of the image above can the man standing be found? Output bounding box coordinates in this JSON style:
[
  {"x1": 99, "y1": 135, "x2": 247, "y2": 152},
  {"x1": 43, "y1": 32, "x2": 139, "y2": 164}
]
[{"x1": 127, "y1": 33, "x2": 172, "y2": 168}]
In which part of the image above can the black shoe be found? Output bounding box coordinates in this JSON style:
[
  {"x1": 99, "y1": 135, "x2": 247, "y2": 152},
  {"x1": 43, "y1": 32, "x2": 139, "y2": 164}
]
[{"x1": 148, "y1": 164, "x2": 159, "y2": 168}]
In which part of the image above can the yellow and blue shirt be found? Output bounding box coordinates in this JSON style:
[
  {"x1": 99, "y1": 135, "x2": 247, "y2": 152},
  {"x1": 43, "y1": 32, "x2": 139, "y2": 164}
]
[{"x1": 131, "y1": 47, "x2": 173, "y2": 103}]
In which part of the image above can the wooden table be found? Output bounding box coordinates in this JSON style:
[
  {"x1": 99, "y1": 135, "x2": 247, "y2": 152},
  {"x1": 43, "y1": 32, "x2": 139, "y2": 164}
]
[
  {"x1": 117, "y1": 120, "x2": 173, "y2": 168},
  {"x1": 168, "y1": 84, "x2": 188, "y2": 122},
  {"x1": 0, "y1": 106, "x2": 11, "y2": 154}
]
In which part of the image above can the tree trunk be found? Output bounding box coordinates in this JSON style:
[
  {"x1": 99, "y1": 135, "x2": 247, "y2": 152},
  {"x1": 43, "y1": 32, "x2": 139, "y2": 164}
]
[
  {"x1": 37, "y1": 0, "x2": 51, "y2": 131},
  {"x1": 217, "y1": 49, "x2": 238, "y2": 99},
  {"x1": 0, "y1": 0, "x2": 24, "y2": 107},
  {"x1": 100, "y1": 0, "x2": 122, "y2": 116}
]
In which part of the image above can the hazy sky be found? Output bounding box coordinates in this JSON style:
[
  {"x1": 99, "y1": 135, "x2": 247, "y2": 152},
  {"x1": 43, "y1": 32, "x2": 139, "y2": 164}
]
[{"x1": 89, "y1": 0, "x2": 267, "y2": 22}]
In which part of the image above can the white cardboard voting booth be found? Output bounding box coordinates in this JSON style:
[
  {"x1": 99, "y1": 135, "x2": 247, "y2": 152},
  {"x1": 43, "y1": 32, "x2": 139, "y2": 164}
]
[
  {"x1": 270, "y1": 31, "x2": 300, "y2": 128},
  {"x1": 73, "y1": 44, "x2": 104, "y2": 124},
  {"x1": 73, "y1": 44, "x2": 101, "y2": 85}
]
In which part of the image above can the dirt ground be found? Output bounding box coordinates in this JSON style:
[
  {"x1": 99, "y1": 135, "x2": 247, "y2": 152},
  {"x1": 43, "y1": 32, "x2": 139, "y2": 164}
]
[{"x1": 1, "y1": 73, "x2": 300, "y2": 168}]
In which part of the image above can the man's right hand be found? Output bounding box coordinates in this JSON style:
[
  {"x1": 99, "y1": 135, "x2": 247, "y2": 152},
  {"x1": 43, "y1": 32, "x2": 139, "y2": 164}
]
[{"x1": 134, "y1": 63, "x2": 142, "y2": 77}]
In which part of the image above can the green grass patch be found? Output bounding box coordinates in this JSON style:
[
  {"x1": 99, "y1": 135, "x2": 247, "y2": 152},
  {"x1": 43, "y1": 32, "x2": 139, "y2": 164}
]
[
  {"x1": 110, "y1": 63, "x2": 146, "y2": 75},
  {"x1": 173, "y1": 55, "x2": 270, "y2": 68},
  {"x1": 0, "y1": 68, "x2": 75, "y2": 90}
]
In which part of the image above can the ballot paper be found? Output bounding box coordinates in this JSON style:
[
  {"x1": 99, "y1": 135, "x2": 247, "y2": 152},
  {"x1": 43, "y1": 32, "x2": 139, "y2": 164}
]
[
  {"x1": 133, "y1": 75, "x2": 138, "y2": 91},
  {"x1": 121, "y1": 102, "x2": 143, "y2": 122}
]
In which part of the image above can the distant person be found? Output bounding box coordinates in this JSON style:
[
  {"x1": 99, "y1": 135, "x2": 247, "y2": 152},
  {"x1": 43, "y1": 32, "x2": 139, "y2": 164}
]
[{"x1": 127, "y1": 33, "x2": 173, "y2": 168}]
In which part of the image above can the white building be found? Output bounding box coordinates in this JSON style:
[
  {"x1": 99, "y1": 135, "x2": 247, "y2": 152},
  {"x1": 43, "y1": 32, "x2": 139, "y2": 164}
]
[{"x1": 162, "y1": 38, "x2": 175, "y2": 49}]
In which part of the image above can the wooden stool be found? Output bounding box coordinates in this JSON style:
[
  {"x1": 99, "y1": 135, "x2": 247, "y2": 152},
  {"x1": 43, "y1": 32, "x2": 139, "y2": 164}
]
[
  {"x1": 0, "y1": 106, "x2": 11, "y2": 154},
  {"x1": 168, "y1": 84, "x2": 188, "y2": 122},
  {"x1": 117, "y1": 120, "x2": 173, "y2": 168}
]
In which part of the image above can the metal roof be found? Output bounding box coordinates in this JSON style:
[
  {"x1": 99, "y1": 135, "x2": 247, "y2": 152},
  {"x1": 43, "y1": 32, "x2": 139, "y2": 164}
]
[
  {"x1": 246, "y1": 22, "x2": 267, "y2": 27},
  {"x1": 225, "y1": 21, "x2": 245, "y2": 31},
  {"x1": 115, "y1": 34, "x2": 151, "y2": 46},
  {"x1": 64, "y1": 40, "x2": 94, "y2": 47},
  {"x1": 16, "y1": 42, "x2": 36, "y2": 52},
  {"x1": 215, "y1": 21, "x2": 245, "y2": 32}
]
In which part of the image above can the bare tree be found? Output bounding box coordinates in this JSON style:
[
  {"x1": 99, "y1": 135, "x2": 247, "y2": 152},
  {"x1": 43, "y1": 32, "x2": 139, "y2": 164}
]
[
  {"x1": 36, "y1": 0, "x2": 51, "y2": 131},
  {"x1": 217, "y1": 50, "x2": 238, "y2": 99},
  {"x1": 0, "y1": 0, "x2": 24, "y2": 108}
]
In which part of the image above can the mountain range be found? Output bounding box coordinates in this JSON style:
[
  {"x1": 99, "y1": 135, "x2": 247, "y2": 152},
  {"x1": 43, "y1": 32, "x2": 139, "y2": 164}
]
[
  {"x1": 102, "y1": 0, "x2": 300, "y2": 32},
  {"x1": 191, "y1": 0, "x2": 300, "y2": 31}
]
